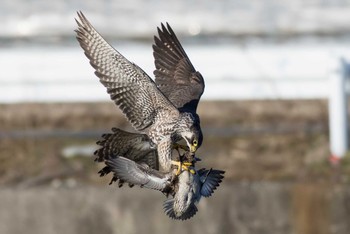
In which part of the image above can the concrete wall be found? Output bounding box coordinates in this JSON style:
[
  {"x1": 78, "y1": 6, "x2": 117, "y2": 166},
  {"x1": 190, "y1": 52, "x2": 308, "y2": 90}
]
[{"x1": 1, "y1": 182, "x2": 349, "y2": 234}]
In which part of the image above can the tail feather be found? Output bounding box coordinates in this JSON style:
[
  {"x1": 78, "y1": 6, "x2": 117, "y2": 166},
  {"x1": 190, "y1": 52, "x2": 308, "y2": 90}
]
[{"x1": 163, "y1": 199, "x2": 198, "y2": 221}]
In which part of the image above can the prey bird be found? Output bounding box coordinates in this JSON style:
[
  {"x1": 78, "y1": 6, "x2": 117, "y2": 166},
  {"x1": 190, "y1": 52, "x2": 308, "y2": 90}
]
[
  {"x1": 95, "y1": 128, "x2": 225, "y2": 220},
  {"x1": 75, "y1": 12, "x2": 204, "y2": 174},
  {"x1": 94, "y1": 127, "x2": 224, "y2": 220},
  {"x1": 106, "y1": 155, "x2": 225, "y2": 220}
]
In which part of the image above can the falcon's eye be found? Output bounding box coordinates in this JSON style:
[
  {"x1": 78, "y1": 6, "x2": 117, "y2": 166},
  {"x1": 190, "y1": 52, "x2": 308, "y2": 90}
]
[{"x1": 193, "y1": 139, "x2": 198, "y2": 146}]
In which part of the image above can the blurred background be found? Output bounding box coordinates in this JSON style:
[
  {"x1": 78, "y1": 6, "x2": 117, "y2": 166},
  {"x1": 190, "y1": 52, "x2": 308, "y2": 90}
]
[{"x1": 1, "y1": 0, "x2": 350, "y2": 234}]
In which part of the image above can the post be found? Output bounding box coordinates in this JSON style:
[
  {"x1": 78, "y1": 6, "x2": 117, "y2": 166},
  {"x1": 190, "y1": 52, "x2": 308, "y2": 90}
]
[{"x1": 328, "y1": 57, "x2": 348, "y2": 164}]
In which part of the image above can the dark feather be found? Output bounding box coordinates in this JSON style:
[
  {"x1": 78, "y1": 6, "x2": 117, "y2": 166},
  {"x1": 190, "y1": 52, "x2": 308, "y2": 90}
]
[
  {"x1": 179, "y1": 203, "x2": 198, "y2": 221},
  {"x1": 163, "y1": 199, "x2": 176, "y2": 219},
  {"x1": 198, "y1": 169, "x2": 225, "y2": 197},
  {"x1": 94, "y1": 128, "x2": 159, "y2": 187},
  {"x1": 153, "y1": 23, "x2": 205, "y2": 112},
  {"x1": 94, "y1": 128, "x2": 157, "y2": 167},
  {"x1": 163, "y1": 198, "x2": 198, "y2": 221}
]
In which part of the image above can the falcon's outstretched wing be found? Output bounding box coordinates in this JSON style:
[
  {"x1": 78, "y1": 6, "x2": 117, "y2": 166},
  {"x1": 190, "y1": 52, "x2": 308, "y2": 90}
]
[
  {"x1": 153, "y1": 23, "x2": 205, "y2": 112},
  {"x1": 198, "y1": 169, "x2": 225, "y2": 198},
  {"x1": 75, "y1": 12, "x2": 179, "y2": 131},
  {"x1": 106, "y1": 157, "x2": 170, "y2": 191}
]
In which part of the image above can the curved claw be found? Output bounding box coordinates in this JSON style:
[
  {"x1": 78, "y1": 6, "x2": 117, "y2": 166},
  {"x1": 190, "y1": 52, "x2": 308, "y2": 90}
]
[
  {"x1": 181, "y1": 164, "x2": 196, "y2": 175},
  {"x1": 171, "y1": 160, "x2": 194, "y2": 175},
  {"x1": 183, "y1": 162, "x2": 192, "y2": 167},
  {"x1": 171, "y1": 160, "x2": 182, "y2": 175},
  {"x1": 171, "y1": 160, "x2": 196, "y2": 176}
]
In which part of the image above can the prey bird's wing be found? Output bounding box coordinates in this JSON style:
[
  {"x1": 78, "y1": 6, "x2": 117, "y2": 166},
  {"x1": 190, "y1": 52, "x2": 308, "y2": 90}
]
[
  {"x1": 198, "y1": 169, "x2": 225, "y2": 198},
  {"x1": 106, "y1": 157, "x2": 170, "y2": 191},
  {"x1": 75, "y1": 12, "x2": 179, "y2": 131},
  {"x1": 153, "y1": 23, "x2": 205, "y2": 112}
]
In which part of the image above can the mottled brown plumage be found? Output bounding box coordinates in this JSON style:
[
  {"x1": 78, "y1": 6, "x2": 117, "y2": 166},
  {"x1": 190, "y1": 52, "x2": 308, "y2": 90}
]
[
  {"x1": 153, "y1": 23, "x2": 205, "y2": 113},
  {"x1": 153, "y1": 23, "x2": 204, "y2": 149},
  {"x1": 75, "y1": 12, "x2": 203, "y2": 173}
]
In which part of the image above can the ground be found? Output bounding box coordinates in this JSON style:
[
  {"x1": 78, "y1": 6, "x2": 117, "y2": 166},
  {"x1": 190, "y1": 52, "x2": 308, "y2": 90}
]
[{"x1": 0, "y1": 100, "x2": 349, "y2": 186}]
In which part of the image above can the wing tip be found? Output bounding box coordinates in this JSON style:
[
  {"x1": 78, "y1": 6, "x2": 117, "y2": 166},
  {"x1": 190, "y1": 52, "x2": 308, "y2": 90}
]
[{"x1": 200, "y1": 168, "x2": 225, "y2": 198}]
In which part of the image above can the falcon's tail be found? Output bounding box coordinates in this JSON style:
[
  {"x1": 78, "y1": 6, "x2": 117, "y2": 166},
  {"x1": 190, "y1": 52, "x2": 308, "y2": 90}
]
[
  {"x1": 94, "y1": 127, "x2": 154, "y2": 162},
  {"x1": 94, "y1": 127, "x2": 158, "y2": 187}
]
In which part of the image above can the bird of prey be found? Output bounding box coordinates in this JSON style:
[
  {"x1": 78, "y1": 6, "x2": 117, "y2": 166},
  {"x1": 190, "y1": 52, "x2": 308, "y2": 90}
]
[
  {"x1": 106, "y1": 156, "x2": 225, "y2": 220},
  {"x1": 75, "y1": 12, "x2": 205, "y2": 174}
]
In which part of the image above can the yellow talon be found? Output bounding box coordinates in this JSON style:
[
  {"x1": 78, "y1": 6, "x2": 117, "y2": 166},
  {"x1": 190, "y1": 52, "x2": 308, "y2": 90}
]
[
  {"x1": 181, "y1": 164, "x2": 196, "y2": 175},
  {"x1": 171, "y1": 160, "x2": 196, "y2": 176},
  {"x1": 171, "y1": 161, "x2": 194, "y2": 175},
  {"x1": 171, "y1": 160, "x2": 182, "y2": 175}
]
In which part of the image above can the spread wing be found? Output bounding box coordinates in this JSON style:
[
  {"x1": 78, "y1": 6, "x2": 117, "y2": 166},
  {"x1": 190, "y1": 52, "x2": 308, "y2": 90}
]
[
  {"x1": 163, "y1": 199, "x2": 198, "y2": 221},
  {"x1": 106, "y1": 157, "x2": 170, "y2": 191},
  {"x1": 198, "y1": 169, "x2": 225, "y2": 198},
  {"x1": 75, "y1": 12, "x2": 179, "y2": 131},
  {"x1": 153, "y1": 23, "x2": 205, "y2": 112}
]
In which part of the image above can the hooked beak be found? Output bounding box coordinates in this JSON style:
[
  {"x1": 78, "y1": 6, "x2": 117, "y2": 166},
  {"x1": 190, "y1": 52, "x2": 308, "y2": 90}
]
[{"x1": 190, "y1": 144, "x2": 197, "y2": 153}]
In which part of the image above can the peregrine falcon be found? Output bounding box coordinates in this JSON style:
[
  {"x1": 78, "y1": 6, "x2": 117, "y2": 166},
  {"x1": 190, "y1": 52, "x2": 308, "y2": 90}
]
[
  {"x1": 106, "y1": 156, "x2": 225, "y2": 220},
  {"x1": 75, "y1": 12, "x2": 204, "y2": 173}
]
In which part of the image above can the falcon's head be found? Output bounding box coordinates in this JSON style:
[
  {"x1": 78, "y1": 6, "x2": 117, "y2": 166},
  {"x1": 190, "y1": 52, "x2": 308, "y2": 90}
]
[{"x1": 178, "y1": 113, "x2": 203, "y2": 153}]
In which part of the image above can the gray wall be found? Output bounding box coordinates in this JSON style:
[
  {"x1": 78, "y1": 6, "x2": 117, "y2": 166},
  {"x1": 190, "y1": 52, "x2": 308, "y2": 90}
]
[{"x1": 1, "y1": 182, "x2": 349, "y2": 234}]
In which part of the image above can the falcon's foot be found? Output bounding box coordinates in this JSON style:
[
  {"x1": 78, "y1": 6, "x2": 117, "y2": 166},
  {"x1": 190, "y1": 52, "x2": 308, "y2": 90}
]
[
  {"x1": 181, "y1": 162, "x2": 196, "y2": 174},
  {"x1": 171, "y1": 160, "x2": 182, "y2": 175},
  {"x1": 171, "y1": 160, "x2": 195, "y2": 175}
]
